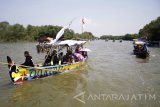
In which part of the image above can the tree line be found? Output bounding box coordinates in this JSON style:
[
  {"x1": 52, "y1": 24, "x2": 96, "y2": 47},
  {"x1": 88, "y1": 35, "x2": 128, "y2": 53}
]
[
  {"x1": 138, "y1": 16, "x2": 160, "y2": 41},
  {"x1": 0, "y1": 21, "x2": 95, "y2": 42},
  {"x1": 100, "y1": 34, "x2": 138, "y2": 40},
  {"x1": 100, "y1": 16, "x2": 160, "y2": 41}
]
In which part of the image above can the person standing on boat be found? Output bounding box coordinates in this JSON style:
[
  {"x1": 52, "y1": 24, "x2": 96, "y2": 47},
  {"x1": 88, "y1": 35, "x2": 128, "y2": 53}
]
[{"x1": 21, "y1": 51, "x2": 34, "y2": 67}]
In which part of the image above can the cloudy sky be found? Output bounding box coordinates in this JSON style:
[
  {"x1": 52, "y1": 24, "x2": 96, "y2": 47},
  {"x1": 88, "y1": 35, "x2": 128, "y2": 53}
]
[{"x1": 0, "y1": 0, "x2": 159, "y2": 36}]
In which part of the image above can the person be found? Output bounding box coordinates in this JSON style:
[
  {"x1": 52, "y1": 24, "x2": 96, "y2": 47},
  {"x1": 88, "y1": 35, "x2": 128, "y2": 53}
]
[
  {"x1": 75, "y1": 45, "x2": 81, "y2": 53},
  {"x1": 21, "y1": 51, "x2": 34, "y2": 67},
  {"x1": 81, "y1": 51, "x2": 88, "y2": 58},
  {"x1": 63, "y1": 52, "x2": 70, "y2": 64},
  {"x1": 63, "y1": 51, "x2": 74, "y2": 64},
  {"x1": 58, "y1": 52, "x2": 63, "y2": 65},
  {"x1": 70, "y1": 55, "x2": 75, "y2": 63},
  {"x1": 73, "y1": 52, "x2": 84, "y2": 61},
  {"x1": 63, "y1": 55, "x2": 68, "y2": 64},
  {"x1": 50, "y1": 50, "x2": 59, "y2": 65},
  {"x1": 142, "y1": 44, "x2": 149, "y2": 53},
  {"x1": 43, "y1": 51, "x2": 52, "y2": 66}
]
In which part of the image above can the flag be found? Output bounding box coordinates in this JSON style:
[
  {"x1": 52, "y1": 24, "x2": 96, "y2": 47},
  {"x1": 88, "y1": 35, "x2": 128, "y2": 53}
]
[{"x1": 82, "y1": 18, "x2": 85, "y2": 25}]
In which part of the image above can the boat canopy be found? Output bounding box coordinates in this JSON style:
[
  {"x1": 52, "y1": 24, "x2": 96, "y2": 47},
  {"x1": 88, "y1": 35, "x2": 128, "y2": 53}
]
[
  {"x1": 36, "y1": 40, "x2": 87, "y2": 53},
  {"x1": 135, "y1": 41, "x2": 145, "y2": 45},
  {"x1": 80, "y1": 48, "x2": 91, "y2": 52},
  {"x1": 56, "y1": 40, "x2": 86, "y2": 46}
]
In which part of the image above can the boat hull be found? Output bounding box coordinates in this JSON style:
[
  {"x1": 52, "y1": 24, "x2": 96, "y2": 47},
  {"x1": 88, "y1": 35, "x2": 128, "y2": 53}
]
[
  {"x1": 133, "y1": 50, "x2": 149, "y2": 58},
  {"x1": 9, "y1": 60, "x2": 85, "y2": 84}
]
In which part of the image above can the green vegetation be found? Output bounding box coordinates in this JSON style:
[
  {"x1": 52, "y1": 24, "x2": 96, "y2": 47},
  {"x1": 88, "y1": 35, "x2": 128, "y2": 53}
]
[
  {"x1": 122, "y1": 34, "x2": 138, "y2": 40},
  {"x1": 139, "y1": 16, "x2": 160, "y2": 41},
  {"x1": 100, "y1": 35, "x2": 123, "y2": 40},
  {"x1": 100, "y1": 16, "x2": 160, "y2": 41},
  {"x1": 100, "y1": 33, "x2": 139, "y2": 41},
  {"x1": 75, "y1": 32, "x2": 95, "y2": 40},
  {"x1": 100, "y1": 34, "x2": 138, "y2": 40},
  {"x1": 1, "y1": 16, "x2": 159, "y2": 42},
  {"x1": 0, "y1": 21, "x2": 95, "y2": 42}
]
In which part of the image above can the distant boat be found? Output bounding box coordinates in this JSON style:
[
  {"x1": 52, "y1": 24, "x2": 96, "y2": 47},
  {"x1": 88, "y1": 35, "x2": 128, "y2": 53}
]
[
  {"x1": 133, "y1": 41, "x2": 149, "y2": 58},
  {"x1": 105, "y1": 39, "x2": 108, "y2": 42},
  {"x1": 119, "y1": 39, "x2": 122, "y2": 42}
]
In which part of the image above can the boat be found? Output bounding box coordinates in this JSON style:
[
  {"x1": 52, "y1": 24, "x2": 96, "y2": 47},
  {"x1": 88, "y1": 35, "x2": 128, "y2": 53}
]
[
  {"x1": 133, "y1": 41, "x2": 149, "y2": 58},
  {"x1": 105, "y1": 39, "x2": 108, "y2": 42},
  {"x1": 6, "y1": 20, "x2": 91, "y2": 84},
  {"x1": 119, "y1": 39, "x2": 122, "y2": 42},
  {"x1": 113, "y1": 39, "x2": 115, "y2": 42},
  {"x1": 7, "y1": 40, "x2": 89, "y2": 84}
]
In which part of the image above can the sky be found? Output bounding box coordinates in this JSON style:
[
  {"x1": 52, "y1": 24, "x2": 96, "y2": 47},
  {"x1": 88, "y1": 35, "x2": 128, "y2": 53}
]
[{"x1": 0, "y1": 0, "x2": 159, "y2": 37}]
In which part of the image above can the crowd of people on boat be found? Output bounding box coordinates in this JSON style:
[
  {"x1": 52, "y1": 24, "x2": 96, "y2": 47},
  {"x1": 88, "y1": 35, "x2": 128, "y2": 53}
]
[
  {"x1": 21, "y1": 45, "x2": 88, "y2": 67},
  {"x1": 43, "y1": 45, "x2": 88, "y2": 66}
]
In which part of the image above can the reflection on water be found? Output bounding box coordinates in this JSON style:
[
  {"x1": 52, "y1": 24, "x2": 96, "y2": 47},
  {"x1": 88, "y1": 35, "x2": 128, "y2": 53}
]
[{"x1": 0, "y1": 41, "x2": 160, "y2": 107}]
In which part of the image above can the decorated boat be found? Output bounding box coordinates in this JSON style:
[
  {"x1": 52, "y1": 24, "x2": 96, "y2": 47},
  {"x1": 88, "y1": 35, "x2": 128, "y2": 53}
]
[
  {"x1": 6, "y1": 21, "x2": 91, "y2": 84},
  {"x1": 7, "y1": 40, "x2": 90, "y2": 84}
]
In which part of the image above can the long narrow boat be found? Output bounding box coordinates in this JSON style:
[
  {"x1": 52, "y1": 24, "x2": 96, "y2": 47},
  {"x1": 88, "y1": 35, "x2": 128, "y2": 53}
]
[
  {"x1": 7, "y1": 40, "x2": 90, "y2": 84},
  {"x1": 8, "y1": 57, "x2": 86, "y2": 84}
]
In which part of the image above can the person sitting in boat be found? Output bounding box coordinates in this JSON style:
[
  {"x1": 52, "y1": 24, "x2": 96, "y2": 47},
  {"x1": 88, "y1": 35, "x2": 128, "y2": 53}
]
[
  {"x1": 81, "y1": 51, "x2": 88, "y2": 58},
  {"x1": 63, "y1": 51, "x2": 71, "y2": 64},
  {"x1": 21, "y1": 51, "x2": 34, "y2": 67},
  {"x1": 50, "y1": 50, "x2": 59, "y2": 65},
  {"x1": 73, "y1": 53, "x2": 84, "y2": 62},
  {"x1": 63, "y1": 55, "x2": 68, "y2": 64},
  {"x1": 75, "y1": 45, "x2": 82, "y2": 53},
  {"x1": 43, "y1": 51, "x2": 52, "y2": 66},
  {"x1": 142, "y1": 44, "x2": 149, "y2": 53},
  {"x1": 58, "y1": 52, "x2": 63, "y2": 65},
  {"x1": 62, "y1": 50, "x2": 75, "y2": 64},
  {"x1": 73, "y1": 48, "x2": 84, "y2": 61}
]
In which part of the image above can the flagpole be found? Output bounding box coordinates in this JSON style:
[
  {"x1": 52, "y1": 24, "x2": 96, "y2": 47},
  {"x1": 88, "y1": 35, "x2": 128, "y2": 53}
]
[
  {"x1": 81, "y1": 17, "x2": 84, "y2": 34},
  {"x1": 82, "y1": 24, "x2": 83, "y2": 34}
]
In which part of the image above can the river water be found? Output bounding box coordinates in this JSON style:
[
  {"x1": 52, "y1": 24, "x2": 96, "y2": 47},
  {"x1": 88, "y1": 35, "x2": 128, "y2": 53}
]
[{"x1": 0, "y1": 40, "x2": 160, "y2": 107}]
